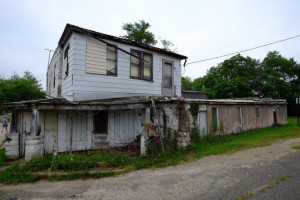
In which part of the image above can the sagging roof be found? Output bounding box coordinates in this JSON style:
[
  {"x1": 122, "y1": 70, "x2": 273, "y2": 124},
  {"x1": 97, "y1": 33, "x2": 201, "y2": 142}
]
[
  {"x1": 3, "y1": 97, "x2": 287, "y2": 111},
  {"x1": 58, "y1": 23, "x2": 188, "y2": 60}
]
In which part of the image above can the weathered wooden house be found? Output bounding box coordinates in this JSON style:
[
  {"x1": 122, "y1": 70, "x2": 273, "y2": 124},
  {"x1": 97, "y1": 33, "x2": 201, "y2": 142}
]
[{"x1": 4, "y1": 24, "x2": 287, "y2": 161}]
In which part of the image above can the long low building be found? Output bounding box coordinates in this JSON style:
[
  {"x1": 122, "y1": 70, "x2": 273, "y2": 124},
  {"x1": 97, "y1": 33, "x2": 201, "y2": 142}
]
[{"x1": 4, "y1": 97, "x2": 287, "y2": 161}]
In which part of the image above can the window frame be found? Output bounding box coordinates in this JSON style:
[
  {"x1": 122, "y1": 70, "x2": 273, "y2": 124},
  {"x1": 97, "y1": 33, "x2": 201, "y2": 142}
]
[
  {"x1": 130, "y1": 49, "x2": 153, "y2": 81},
  {"x1": 64, "y1": 44, "x2": 70, "y2": 77},
  {"x1": 93, "y1": 110, "x2": 108, "y2": 134},
  {"x1": 106, "y1": 44, "x2": 118, "y2": 76}
]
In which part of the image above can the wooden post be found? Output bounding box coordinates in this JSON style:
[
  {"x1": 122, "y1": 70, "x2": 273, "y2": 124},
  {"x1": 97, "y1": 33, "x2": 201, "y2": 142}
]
[{"x1": 69, "y1": 111, "x2": 73, "y2": 154}]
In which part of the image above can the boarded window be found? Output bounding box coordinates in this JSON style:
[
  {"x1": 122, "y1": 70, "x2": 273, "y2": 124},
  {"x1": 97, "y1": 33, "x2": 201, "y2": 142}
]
[
  {"x1": 255, "y1": 107, "x2": 259, "y2": 117},
  {"x1": 212, "y1": 107, "x2": 218, "y2": 131},
  {"x1": 66, "y1": 112, "x2": 87, "y2": 142},
  {"x1": 94, "y1": 111, "x2": 108, "y2": 134},
  {"x1": 237, "y1": 107, "x2": 242, "y2": 124},
  {"x1": 86, "y1": 38, "x2": 107, "y2": 75},
  {"x1": 130, "y1": 50, "x2": 152, "y2": 80}
]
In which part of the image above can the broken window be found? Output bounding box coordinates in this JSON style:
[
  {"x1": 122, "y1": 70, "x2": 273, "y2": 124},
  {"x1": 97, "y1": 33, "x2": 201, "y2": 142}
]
[
  {"x1": 130, "y1": 49, "x2": 152, "y2": 80},
  {"x1": 106, "y1": 45, "x2": 117, "y2": 75},
  {"x1": 64, "y1": 44, "x2": 70, "y2": 76},
  {"x1": 93, "y1": 111, "x2": 108, "y2": 134}
]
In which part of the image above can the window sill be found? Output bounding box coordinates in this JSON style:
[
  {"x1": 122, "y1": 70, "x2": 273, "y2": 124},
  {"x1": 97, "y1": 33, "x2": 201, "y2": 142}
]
[{"x1": 130, "y1": 77, "x2": 153, "y2": 82}]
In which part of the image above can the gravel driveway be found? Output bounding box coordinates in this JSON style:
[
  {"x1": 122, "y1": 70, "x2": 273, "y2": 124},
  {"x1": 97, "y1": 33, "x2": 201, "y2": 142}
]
[{"x1": 1, "y1": 138, "x2": 300, "y2": 200}]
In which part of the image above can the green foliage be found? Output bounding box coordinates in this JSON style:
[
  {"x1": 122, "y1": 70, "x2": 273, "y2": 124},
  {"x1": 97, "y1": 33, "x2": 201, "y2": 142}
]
[
  {"x1": 122, "y1": 20, "x2": 157, "y2": 45},
  {"x1": 185, "y1": 51, "x2": 300, "y2": 116},
  {"x1": 0, "y1": 71, "x2": 45, "y2": 111},
  {"x1": 0, "y1": 148, "x2": 8, "y2": 167},
  {"x1": 181, "y1": 76, "x2": 193, "y2": 91},
  {"x1": 160, "y1": 38, "x2": 174, "y2": 51}
]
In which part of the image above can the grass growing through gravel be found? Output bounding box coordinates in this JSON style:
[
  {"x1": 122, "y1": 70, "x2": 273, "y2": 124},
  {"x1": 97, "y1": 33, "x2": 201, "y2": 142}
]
[
  {"x1": 292, "y1": 145, "x2": 300, "y2": 149},
  {"x1": 0, "y1": 117, "x2": 299, "y2": 184}
]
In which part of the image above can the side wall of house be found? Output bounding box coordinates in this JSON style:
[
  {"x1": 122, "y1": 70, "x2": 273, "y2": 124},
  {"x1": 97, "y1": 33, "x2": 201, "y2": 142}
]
[
  {"x1": 63, "y1": 33, "x2": 182, "y2": 101},
  {"x1": 46, "y1": 47, "x2": 63, "y2": 98},
  {"x1": 206, "y1": 104, "x2": 288, "y2": 134}
]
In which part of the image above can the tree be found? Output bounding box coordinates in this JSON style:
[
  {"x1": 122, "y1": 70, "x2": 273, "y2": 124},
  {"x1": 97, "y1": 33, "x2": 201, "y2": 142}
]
[
  {"x1": 192, "y1": 54, "x2": 261, "y2": 98},
  {"x1": 122, "y1": 20, "x2": 157, "y2": 45},
  {"x1": 160, "y1": 38, "x2": 174, "y2": 51},
  {"x1": 0, "y1": 71, "x2": 45, "y2": 112},
  {"x1": 184, "y1": 51, "x2": 300, "y2": 116},
  {"x1": 181, "y1": 76, "x2": 193, "y2": 90}
]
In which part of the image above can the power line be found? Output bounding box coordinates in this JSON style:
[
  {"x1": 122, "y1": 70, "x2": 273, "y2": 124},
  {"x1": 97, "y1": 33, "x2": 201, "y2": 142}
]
[{"x1": 186, "y1": 34, "x2": 300, "y2": 66}]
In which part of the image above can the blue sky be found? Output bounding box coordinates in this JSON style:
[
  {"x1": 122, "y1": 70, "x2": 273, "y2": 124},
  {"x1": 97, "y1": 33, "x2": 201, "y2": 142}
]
[{"x1": 0, "y1": 0, "x2": 299, "y2": 90}]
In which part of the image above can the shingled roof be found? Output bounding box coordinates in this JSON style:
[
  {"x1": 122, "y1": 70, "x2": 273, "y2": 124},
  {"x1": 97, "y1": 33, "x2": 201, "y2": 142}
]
[{"x1": 58, "y1": 23, "x2": 187, "y2": 60}]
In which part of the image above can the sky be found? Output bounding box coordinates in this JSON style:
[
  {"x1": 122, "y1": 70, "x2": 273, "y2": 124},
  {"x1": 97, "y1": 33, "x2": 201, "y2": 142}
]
[{"x1": 0, "y1": 0, "x2": 299, "y2": 90}]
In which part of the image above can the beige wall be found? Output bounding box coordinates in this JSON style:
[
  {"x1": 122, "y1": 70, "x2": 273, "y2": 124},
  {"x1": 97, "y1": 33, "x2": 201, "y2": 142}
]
[{"x1": 206, "y1": 104, "x2": 287, "y2": 134}]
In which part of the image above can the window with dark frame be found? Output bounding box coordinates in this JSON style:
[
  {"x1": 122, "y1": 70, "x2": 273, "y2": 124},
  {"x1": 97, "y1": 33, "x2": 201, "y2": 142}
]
[
  {"x1": 130, "y1": 49, "x2": 152, "y2": 80},
  {"x1": 64, "y1": 44, "x2": 70, "y2": 76},
  {"x1": 93, "y1": 111, "x2": 108, "y2": 134},
  {"x1": 53, "y1": 64, "x2": 56, "y2": 88},
  {"x1": 106, "y1": 45, "x2": 117, "y2": 76}
]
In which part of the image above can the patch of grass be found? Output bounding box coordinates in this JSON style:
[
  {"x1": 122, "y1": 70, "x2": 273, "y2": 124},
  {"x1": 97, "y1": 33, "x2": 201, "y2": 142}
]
[
  {"x1": 191, "y1": 117, "x2": 300, "y2": 159},
  {"x1": 47, "y1": 171, "x2": 115, "y2": 181},
  {"x1": 235, "y1": 191, "x2": 255, "y2": 200},
  {"x1": 0, "y1": 148, "x2": 8, "y2": 167},
  {"x1": 0, "y1": 117, "x2": 299, "y2": 184},
  {"x1": 292, "y1": 145, "x2": 300, "y2": 149},
  {"x1": 236, "y1": 175, "x2": 292, "y2": 199}
]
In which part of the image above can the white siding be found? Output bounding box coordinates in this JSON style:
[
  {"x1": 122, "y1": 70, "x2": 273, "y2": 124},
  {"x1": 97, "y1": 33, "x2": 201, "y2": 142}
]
[{"x1": 66, "y1": 33, "x2": 182, "y2": 101}]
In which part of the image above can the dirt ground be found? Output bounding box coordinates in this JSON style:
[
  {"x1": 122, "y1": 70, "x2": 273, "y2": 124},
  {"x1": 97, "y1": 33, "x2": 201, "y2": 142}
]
[{"x1": 1, "y1": 137, "x2": 300, "y2": 200}]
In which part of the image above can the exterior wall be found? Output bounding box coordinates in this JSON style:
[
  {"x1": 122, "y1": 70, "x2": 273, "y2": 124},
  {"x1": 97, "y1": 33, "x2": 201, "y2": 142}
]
[
  {"x1": 46, "y1": 47, "x2": 63, "y2": 98},
  {"x1": 64, "y1": 33, "x2": 182, "y2": 101},
  {"x1": 206, "y1": 104, "x2": 288, "y2": 134}
]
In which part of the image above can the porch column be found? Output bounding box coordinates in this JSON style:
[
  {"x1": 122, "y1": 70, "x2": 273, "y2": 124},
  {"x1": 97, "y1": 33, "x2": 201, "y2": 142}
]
[{"x1": 141, "y1": 107, "x2": 151, "y2": 155}]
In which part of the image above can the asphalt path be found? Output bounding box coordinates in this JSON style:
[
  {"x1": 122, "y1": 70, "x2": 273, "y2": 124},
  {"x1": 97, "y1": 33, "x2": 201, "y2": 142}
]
[{"x1": 0, "y1": 138, "x2": 300, "y2": 200}]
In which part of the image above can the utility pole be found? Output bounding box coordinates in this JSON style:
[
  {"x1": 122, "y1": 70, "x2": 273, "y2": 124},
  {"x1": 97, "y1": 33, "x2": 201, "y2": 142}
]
[{"x1": 45, "y1": 48, "x2": 54, "y2": 66}]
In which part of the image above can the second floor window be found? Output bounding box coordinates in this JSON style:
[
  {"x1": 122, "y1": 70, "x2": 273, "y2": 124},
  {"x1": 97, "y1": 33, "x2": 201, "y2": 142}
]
[
  {"x1": 106, "y1": 46, "x2": 117, "y2": 76},
  {"x1": 130, "y1": 50, "x2": 152, "y2": 80}
]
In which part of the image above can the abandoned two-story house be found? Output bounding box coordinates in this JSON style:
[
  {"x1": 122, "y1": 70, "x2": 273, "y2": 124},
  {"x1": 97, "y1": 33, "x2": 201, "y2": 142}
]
[{"x1": 4, "y1": 24, "x2": 288, "y2": 161}]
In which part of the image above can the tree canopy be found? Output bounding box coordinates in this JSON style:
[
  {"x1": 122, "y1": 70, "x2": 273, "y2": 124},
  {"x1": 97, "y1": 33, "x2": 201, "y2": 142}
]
[
  {"x1": 0, "y1": 71, "x2": 45, "y2": 112},
  {"x1": 121, "y1": 20, "x2": 157, "y2": 45},
  {"x1": 182, "y1": 51, "x2": 300, "y2": 115}
]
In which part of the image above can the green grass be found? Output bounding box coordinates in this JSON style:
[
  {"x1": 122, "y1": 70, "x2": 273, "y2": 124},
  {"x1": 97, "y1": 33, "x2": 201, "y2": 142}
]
[
  {"x1": 292, "y1": 145, "x2": 300, "y2": 149},
  {"x1": 0, "y1": 148, "x2": 8, "y2": 167},
  {"x1": 0, "y1": 117, "x2": 299, "y2": 184}
]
